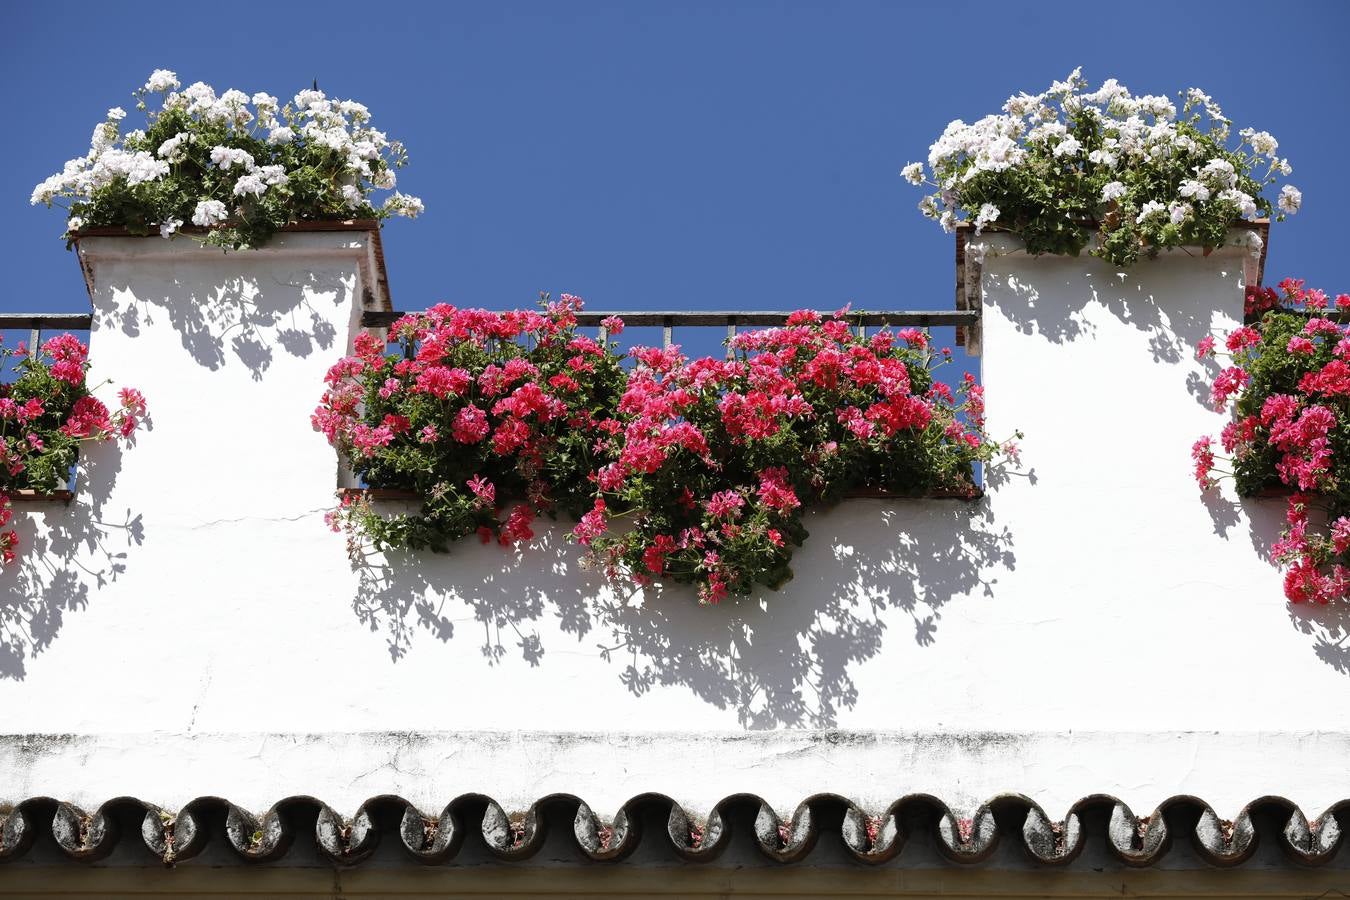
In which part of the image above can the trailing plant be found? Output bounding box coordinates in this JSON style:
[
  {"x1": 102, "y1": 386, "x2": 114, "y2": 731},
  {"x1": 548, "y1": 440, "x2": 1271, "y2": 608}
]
[
  {"x1": 1194, "y1": 279, "x2": 1350, "y2": 603},
  {"x1": 319, "y1": 301, "x2": 1016, "y2": 604},
  {"x1": 0, "y1": 334, "x2": 147, "y2": 567},
  {"x1": 576, "y1": 309, "x2": 1010, "y2": 603},
  {"x1": 904, "y1": 68, "x2": 1299, "y2": 266},
  {"x1": 31, "y1": 69, "x2": 423, "y2": 251},
  {"x1": 314, "y1": 295, "x2": 627, "y2": 555}
]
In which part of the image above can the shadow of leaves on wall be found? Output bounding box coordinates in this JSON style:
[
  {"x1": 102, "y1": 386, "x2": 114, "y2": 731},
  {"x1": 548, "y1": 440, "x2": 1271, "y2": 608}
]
[
  {"x1": 1203, "y1": 490, "x2": 1350, "y2": 680},
  {"x1": 0, "y1": 441, "x2": 145, "y2": 680},
  {"x1": 986, "y1": 253, "x2": 1237, "y2": 414},
  {"x1": 594, "y1": 502, "x2": 1015, "y2": 728},
  {"x1": 1290, "y1": 602, "x2": 1350, "y2": 677},
  {"x1": 348, "y1": 499, "x2": 1015, "y2": 728},
  {"x1": 95, "y1": 267, "x2": 343, "y2": 380}
]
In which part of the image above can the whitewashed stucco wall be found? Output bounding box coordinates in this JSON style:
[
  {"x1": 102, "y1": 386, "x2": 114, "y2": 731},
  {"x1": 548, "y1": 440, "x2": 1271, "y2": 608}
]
[{"x1": 1, "y1": 229, "x2": 1346, "y2": 824}]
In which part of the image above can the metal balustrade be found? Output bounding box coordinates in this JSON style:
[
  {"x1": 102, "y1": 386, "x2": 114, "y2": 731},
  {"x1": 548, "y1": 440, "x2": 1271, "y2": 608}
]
[
  {"x1": 0, "y1": 314, "x2": 94, "y2": 359},
  {"x1": 360, "y1": 308, "x2": 980, "y2": 352}
]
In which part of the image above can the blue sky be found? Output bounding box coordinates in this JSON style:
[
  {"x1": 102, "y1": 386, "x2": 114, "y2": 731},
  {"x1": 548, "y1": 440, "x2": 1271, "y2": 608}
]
[{"x1": 4, "y1": 0, "x2": 1348, "y2": 366}]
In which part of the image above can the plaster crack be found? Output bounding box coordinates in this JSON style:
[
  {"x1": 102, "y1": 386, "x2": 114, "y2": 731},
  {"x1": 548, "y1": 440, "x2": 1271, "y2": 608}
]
[
  {"x1": 186, "y1": 666, "x2": 213, "y2": 734},
  {"x1": 188, "y1": 508, "x2": 330, "y2": 530}
]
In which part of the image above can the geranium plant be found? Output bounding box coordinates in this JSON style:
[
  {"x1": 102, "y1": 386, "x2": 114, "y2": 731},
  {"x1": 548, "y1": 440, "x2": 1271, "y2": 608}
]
[
  {"x1": 576, "y1": 310, "x2": 1009, "y2": 603},
  {"x1": 314, "y1": 295, "x2": 626, "y2": 555},
  {"x1": 1194, "y1": 279, "x2": 1350, "y2": 603},
  {"x1": 30, "y1": 69, "x2": 423, "y2": 251},
  {"x1": 319, "y1": 300, "x2": 1016, "y2": 604},
  {"x1": 0, "y1": 334, "x2": 147, "y2": 567},
  {"x1": 904, "y1": 68, "x2": 1299, "y2": 266}
]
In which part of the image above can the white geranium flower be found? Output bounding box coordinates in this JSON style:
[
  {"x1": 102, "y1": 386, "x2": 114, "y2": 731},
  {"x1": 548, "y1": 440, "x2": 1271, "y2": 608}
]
[
  {"x1": 1244, "y1": 129, "x2": 1278, "y2": 157},
  {"x1": 1081, "y1": 78, "x2": 1127, "y2": 107},
  {"x1": 294, "y1": 88, "x2": 326, "y2": 111},
  {"x1": 1185, "y1": 87, "x2": 1225, "y2": 121},
  {"x1": 1137, "y1": 95, "x2": 1176, "y2": 120},
  {"x1": 256, "y1": 165, "x2": 289, "y2": 187},
  {"x1": 338, "y1": 100, "x2": 371, "y2": 122},
  {"x1": 372, "y1": 167, "x2": 397, "y2": 190},
  {"x1": 1278, "y1": 185, "x2": 1302, "y2": 215},
  {"x1": 939, "y1": 210, "x2": 956, "y2": 233},
  {"x1": 927, "y1": 114, "x2": 1025, "y2": 173},
  {"x1": 90, "y1": 149, "x2": 169, "y2": 186},
  {"x1": 1026, "y1": 122, "x2": 1067, "y2": 144},
  {"x1": 88, "y1": 122, "x2": 117, "y2": 160},
  {"x1": 901, "y1": 162, "x2": 925, "y2": 185},
  {"x1": 191, "y1": 199, "x2": 229, "y2": 226},
  {"x1": 1088, "y1": 149, "x2": 1117, "y2": 168},
  {"x1": 976, "y1": 135, "x2": 1022, "y2": 172},
  {"x1": 1218, "y1": 188, "x2": 1257, "y2": 217},
  {"x1": 1168, "y1": 203, "x2": 1191, "y2": 225},
  {"x1": 1047, "y1": 67, "x2": 1085, "y2": 97},
  {"x1": 217, "y1": 89, "x2": 253, "y2": 124},
  {"x1": 209, "y1": 146, "x2": 255, "y2": 171},
  {"x1": 144, "y1": 69, "x2": 180, "y2": 93},
  {"x1": 160, "y1": 217, "x2": 183, "y2": 239},
  {"x1": 181, "y1": 82, "x2": 217, "y2": 115},
  {"x1": 232, "y1": 174, "x2": 267, "y2": 197},
  {"x1": 66, "y1": 216, "x2": 85, "y2": 232},
  {"x1": 267, "y1": 126, "x2": 295, "y2": 145},
  {"x1": 1199, "y1": 158, "x2": 1237, "y2": 188},
  {"x1": 157, "y1": 132, "x2": 193, "y2": 162},
  {"x1": 1052, "y1": 137, "x2": 1082, "y2": 158},
  {"x1": 973, "y1": 202, "x2": 1000, "y2": 233},
  {"x1": 1101, "y1": 181, "x2": 1128, "y2": 202},
  {"x1": 383, "y1": 192, "x2": 425, "y2": 218},
  {"x1": 917, "y1": 195, "x2": 939, "y2": 218},
  {"x1": 107, "y1": 107, "x2": 126, "y2": 122},
  {"x1": 251, "y1": 92, "x2": 279, "y2": 112},
  {"x1": 1178, "y1": 179, "x2": 1210, "y2": 201},
  {"x1": 1002, "y1": 91, "x2": 1043, "y2": 117},
  {"x1": 1135, "y1": 200, "x2": 1167, "y2": 223}
]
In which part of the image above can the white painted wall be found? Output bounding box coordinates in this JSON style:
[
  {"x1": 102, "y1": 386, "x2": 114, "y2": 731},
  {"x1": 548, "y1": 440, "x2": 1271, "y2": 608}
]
[{"x1": 2, "y1": 228, "x2": 1347, "y2": 824}]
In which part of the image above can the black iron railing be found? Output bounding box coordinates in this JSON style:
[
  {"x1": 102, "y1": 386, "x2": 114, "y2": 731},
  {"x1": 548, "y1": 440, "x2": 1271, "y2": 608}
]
[
  {"x1": 0, "y1": 314, "x2": 94, "y2": 358},
  {"x1": 360, "y1": 309, "x2": 979, "y2": 350}
]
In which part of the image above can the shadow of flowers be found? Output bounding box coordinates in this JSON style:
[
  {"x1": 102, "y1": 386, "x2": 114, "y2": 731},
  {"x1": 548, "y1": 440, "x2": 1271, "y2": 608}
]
[
  {"x1": 94, "y1": 266, "x2": 343, "y2": 381},
  {"x1": 1290, "y1": 602, "x2": 1350, "y2": 676},
  {"x1": 984, "y1": 248, "x2": 1239, "y2": 391},
  {"x1": 0, "y1": 441, "x2": 145, "y2": 680},
  {"x1": 348, "y1": 498, "x2": 1015, "y2": 728}
]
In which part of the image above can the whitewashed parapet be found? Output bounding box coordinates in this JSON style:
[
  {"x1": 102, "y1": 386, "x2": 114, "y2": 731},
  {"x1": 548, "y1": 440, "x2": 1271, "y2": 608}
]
[{"x1": 1, "y1": 225, "x2": 1348, "y2": 872}]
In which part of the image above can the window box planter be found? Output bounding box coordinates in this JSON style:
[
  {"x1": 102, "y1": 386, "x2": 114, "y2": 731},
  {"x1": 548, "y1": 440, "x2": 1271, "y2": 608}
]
[
  {"x1": 341, "y1": 485, "x2": 986, "y2": 503},
  {"x1": 6, "y1": 489, "x2": 74, "y2": 504}
]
